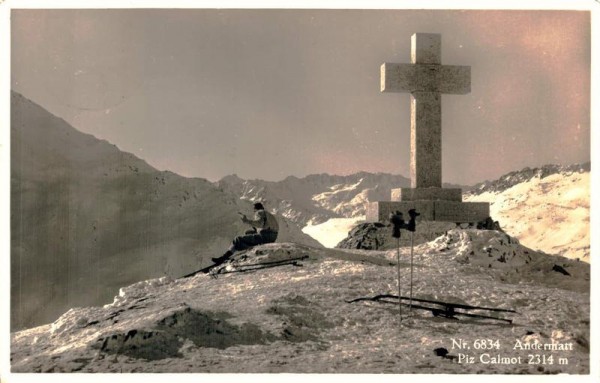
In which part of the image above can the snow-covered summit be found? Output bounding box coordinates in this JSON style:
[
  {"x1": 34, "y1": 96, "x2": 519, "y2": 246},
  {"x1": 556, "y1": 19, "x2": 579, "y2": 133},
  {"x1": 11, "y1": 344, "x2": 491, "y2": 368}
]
[{"x1": 12, "y1": 232, "x2": 589, "y2": 374}]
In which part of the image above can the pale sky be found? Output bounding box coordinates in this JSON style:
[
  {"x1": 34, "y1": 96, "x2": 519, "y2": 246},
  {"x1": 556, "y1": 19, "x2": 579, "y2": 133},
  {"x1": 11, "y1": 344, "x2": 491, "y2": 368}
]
[{"x1": 11, "y1": 9, "x2": 591, "y2": 184}]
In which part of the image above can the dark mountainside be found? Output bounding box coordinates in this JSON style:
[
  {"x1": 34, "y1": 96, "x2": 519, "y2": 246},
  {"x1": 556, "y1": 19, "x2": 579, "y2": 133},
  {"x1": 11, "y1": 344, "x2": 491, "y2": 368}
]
[{"x1": 10, "y1": 91, "x2": 320, "y2": 331}]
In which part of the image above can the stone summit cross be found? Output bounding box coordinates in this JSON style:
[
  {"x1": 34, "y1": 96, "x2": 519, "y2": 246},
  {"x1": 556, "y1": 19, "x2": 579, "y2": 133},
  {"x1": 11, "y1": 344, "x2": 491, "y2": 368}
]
[{"x1": 366, "y1": 33, "x2": 490, "y2": 223}]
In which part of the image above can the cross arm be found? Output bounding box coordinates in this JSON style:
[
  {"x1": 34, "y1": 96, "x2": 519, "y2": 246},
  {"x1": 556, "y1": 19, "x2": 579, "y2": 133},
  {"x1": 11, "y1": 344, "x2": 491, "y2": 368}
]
[{"x1": 381, "y1": 63, "x2": 471, "y2": 94}]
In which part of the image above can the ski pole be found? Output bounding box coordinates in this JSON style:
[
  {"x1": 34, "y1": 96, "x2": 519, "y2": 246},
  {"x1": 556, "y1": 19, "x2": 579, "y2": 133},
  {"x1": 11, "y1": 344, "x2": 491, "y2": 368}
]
[
  {"x1": 409, "y1": 230, "x2": 414, "y2": 313},
  {"x1": 397, "y1": 236, "x2": 402, "y2": 322}
]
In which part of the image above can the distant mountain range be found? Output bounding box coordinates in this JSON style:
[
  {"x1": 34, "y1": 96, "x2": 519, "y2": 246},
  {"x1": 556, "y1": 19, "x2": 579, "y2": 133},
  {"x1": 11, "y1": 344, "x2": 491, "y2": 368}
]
[
  {"x1": 217, "y1": 173, "x2": 465, "y2": 226},
  {"x1": 10, "y1": 91, "x2": 320, "y2": 331},
  {"x1": 220, "y1": 163, "x2": 590, "y2": 261}
]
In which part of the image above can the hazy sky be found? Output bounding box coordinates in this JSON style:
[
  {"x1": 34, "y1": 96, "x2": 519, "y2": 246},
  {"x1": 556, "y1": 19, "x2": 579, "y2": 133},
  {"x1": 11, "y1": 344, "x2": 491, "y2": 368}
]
[{"x1": 11, "y1": 9, "x2": 590, "y2": 184}]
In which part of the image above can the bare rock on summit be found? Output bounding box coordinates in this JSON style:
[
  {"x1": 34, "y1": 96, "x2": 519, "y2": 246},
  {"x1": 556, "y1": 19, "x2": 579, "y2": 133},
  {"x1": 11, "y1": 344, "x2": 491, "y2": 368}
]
[
  {"x1": 336, "y1": 221, "x2": 456, "y2": 250},
  {"x1": 432, "y1": 229, "x2": 590, "y2": 293}
]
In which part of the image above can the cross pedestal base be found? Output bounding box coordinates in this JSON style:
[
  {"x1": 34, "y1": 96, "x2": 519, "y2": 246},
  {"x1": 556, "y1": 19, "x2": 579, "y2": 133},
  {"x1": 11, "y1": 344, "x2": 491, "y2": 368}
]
[
  {"x1": 366, "y1": 200, "x2": 490, "y2": 224},
  {"x1": 391, "y1": 187, "x2": 462, "y2": 202}
]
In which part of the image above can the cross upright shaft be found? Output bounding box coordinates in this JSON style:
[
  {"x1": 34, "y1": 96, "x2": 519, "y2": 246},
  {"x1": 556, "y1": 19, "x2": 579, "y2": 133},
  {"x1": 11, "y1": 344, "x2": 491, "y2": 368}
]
[{"x1": 381, "y1": 33, "x2": 471, "y2": 188}]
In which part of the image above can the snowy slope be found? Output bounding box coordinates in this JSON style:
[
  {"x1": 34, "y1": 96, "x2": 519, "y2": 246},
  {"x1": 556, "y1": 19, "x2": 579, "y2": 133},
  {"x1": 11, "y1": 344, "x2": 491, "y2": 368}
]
[
  {"x1": 466, "y1": 171, "x2": 589, "y2": 261},
  {"x1": 11, "y1": 231, "x2": 589, "y2": 374},
  {"x1": 466, "y1": 163, "x2": 590, "y2": 195},
  {"x1": 302, "y1": 217, "x2": 366, "y2": 248}
]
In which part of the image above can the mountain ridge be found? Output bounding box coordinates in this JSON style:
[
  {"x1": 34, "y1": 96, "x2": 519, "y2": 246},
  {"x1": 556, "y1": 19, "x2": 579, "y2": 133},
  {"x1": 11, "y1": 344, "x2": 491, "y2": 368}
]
[
  {"x1": 465, "y1": 162, "x2": 591, "y2": 196},
  {"x1": 216, "y1": 162, "x2": 590, "y2": 240},
  {"x1": 217, "y1": 172, "x2": 467, "y2": 226}
]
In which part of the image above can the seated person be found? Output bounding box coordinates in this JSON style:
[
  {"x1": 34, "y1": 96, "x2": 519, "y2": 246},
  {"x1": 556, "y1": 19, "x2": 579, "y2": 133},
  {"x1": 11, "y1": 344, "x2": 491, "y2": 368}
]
[{"x1": 212, "y1": 202, "x2": 279, "y2": 264}]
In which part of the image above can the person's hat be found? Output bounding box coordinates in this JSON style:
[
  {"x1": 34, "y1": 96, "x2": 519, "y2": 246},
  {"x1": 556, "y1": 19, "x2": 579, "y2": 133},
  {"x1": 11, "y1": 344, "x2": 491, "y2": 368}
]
[{"x1": 253, "y1": 202, "x2": 265, "y2": 210}]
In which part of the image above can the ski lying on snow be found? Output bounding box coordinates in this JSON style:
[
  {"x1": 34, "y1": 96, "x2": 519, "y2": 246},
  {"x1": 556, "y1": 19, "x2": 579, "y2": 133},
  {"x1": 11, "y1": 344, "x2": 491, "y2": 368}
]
[
  {"x1": 180, "y1": 255, "x2": 309, "y2": 279},
  {"x1": 347, "y1": 294, "x2": 517, "y2": 324},
  {"x1": 208, "y1": 256, "x2": 308, "y2": 277}
]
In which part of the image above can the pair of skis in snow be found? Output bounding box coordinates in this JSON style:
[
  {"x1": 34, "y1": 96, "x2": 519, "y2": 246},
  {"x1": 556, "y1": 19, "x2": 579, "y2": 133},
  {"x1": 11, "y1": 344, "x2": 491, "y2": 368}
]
[
  {"x1": 347, "y1": 294, "x2": 517, "y2": 324},
  {"x1": 181, "y1": 255, "x2": 309, "y2": 279},
  {"x1": 384, "y1": 210, "x2": 516, "y2": 324},
  {"x1": 180, "y1": 258, "x2": 229, "y2": 278}
]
